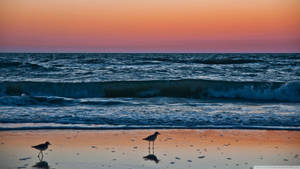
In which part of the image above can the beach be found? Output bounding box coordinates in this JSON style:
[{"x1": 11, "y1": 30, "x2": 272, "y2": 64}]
[
  {"x1": 0, "y1": 129, "x2": 299, "y2": 169},
  {"x1": 0, "y1": 54, "x2": 299, "y2": 168}
]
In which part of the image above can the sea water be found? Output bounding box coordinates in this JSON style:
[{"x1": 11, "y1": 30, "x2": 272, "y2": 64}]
[{"x1": 0, "y1": 53, "x2": 299, "y2": 130}]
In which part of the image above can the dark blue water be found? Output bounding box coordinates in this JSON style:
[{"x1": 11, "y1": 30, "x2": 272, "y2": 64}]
[{"x1": 0, "y1": 53, "x2": 299, "y2": 130}]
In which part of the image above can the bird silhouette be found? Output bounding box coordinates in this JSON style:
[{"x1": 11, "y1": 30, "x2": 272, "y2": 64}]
[
  {"x1": 143, "y1": 132, "x2": 160, "y2": 164},
  {"x1": 143, "y1": 132, "x2": 160, "y2": 148},
  {"x1": 32, "y1": 141, "x2": 51, "y2": 158}
]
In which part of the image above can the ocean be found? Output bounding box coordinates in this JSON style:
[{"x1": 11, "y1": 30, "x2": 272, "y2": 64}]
[{"x1": 0, "y1": 53, "x2": 299, "y2": 130}]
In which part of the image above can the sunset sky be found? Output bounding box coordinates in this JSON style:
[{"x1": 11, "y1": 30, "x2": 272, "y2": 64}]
[{"x1": 0, "y1": 0, "x2": 299, "y2": 52}]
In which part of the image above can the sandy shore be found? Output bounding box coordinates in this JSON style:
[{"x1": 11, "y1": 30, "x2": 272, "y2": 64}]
[{"x1": 0, "y1": 129, "x2": 299, "y2": 169}]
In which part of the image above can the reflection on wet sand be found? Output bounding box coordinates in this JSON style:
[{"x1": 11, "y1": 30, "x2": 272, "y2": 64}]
[
  {"x1": 143, "y1": 154, "x2": 159, "y2": 163},
  {"x1": 32, "y1": 161, "x2": 49, "y2": 169},
  {"x1": 0, "y1": 130, "x2": 299, "y2": 169},
  {"x1": 143, "y1": 140, "x2": 160, "y2": 163},
  {"x1": 32, "y1": 156, "x2": 49, "y2": 169}
]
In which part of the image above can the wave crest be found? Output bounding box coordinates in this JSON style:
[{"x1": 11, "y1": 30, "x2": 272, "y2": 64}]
[{"x1": 0, "y1": 79, "x2": 299, "y2": 102}]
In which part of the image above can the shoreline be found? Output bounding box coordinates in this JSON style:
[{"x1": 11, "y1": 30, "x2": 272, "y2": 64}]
[
  {"x1": 1, "y1": 129, "x2": 299, "y2": 169},
  {"x1": 1, "y1": 124, "x2": 300, "y2": 131}
]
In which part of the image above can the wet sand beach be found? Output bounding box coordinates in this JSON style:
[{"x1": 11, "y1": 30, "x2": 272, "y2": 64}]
[{"x1": 0, "y1": 129, "x2": 299, "y2": 169}]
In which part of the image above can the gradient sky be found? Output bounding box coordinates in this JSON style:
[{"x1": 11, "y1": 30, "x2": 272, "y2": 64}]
[{"x1": 1, "y1": 0, "x2": 300, "y2": 52}]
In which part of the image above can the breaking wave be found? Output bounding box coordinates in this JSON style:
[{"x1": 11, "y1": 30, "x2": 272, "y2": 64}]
[{"x1": 0, "y1": 79, "x2": 299, "y2": 102}]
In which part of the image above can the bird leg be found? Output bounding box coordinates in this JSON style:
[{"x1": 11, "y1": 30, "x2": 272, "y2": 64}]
[
  {"x1": 38, "y1": 152, "x2": 44, "y2": 161},
  {"x1": 152, "y1": 143, "x2": 154, "y2": 154},
  {"x1": 148, "y1": 141, "x2": 151, "y2": 154},
  {"x1": 40, "y1": 153, "x2": 44, "y2": 161}
]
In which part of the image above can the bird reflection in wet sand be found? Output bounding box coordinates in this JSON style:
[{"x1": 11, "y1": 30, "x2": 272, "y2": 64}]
[
  {"x1": 143, "y1": 132, "x2": 160, "y2": 163},
  {"x1": 32, "y1": 155, "x2": 50, "y2": 169},
  {"x1": 32, "y1": 160, "x2": 49, "y2": 169},
  {"x1": 143, "y1": 154, "x2": 159, "y2": 163},
  {"x1": 143, "y1": 144, "x2": 160, "y2": 163}
]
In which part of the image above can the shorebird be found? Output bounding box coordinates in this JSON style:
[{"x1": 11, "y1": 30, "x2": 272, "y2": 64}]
[
  {"x1": 32, "y1": 141, "x2": 51, "y2": 158},
  {"x1": 143, "y1": 132, "x2": 160, "y2": 147}
]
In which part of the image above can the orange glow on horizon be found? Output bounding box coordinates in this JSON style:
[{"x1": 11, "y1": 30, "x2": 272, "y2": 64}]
[{"x1": 0, "y1": 0, "x2": 299, "y2": 52}]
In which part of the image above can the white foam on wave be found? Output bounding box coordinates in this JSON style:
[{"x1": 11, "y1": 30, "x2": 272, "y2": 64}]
[{"x1": 208, "y1": 81, "x2": 300, "y2": 102}]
